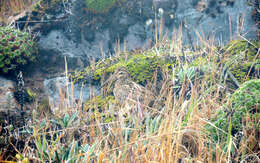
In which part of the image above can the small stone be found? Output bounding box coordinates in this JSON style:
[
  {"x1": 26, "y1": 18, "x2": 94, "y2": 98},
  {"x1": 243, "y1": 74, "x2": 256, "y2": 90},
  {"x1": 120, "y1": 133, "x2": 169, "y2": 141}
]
[{"x1": 0, "y1": 77, "x2": 17, "y2": 111}]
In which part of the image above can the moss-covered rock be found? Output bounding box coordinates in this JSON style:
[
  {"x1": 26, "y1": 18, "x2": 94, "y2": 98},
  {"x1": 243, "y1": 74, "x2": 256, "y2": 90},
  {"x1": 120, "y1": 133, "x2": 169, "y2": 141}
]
[
  {"x1": 0, "y1": 26, "x2": 37, "y2": 74},
  {"x1": 224, "y1": 40, "x2": 259, "y2": 83},
  {"x1": 126, "y1": 54, "x2": 165, "y2": 84},
  {"x1": 71, "y1": 52, "x2": 178, "y2": 86}
]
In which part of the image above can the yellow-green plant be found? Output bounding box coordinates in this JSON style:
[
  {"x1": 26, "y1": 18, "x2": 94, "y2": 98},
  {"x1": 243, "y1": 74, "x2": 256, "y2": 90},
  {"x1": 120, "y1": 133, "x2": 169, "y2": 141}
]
[
  {"x1": 224, "y1": 40, "x2": 260, "y2": 83},
  {"x1": 25, "y1": 88, "x2": 36, "y2": 102}
]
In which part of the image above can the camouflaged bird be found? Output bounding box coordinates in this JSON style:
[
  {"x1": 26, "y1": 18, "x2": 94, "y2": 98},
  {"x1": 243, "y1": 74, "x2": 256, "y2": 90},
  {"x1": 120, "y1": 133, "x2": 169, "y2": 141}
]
[{"x1": 104, "y1": 67, "x2": 155, "y2": 108}]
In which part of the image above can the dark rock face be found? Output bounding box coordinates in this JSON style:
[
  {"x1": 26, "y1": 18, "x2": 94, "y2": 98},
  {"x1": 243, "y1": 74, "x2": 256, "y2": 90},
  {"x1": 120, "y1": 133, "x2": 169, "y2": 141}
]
[
  {"x1": 251, "y1": 0, "x2": 260, "y2": 40},
  {"x1": 176, "y1": 0, "x2": 256, "y2": 43},
  {"x1": 29, "y1": 0, "x2": 256, "y2": 62}
]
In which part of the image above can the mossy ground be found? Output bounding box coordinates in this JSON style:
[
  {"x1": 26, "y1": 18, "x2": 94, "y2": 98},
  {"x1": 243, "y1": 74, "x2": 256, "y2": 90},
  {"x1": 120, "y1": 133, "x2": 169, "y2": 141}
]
[
  {"x1": 229, "y1": 79, "x2": 260, "y2": 132},
  {"x1": 70, "y1": 39, "x2": 260, "y2": 161},
  {"x1": 224, "y1": 40, "x2": 260, "y2": 83}
]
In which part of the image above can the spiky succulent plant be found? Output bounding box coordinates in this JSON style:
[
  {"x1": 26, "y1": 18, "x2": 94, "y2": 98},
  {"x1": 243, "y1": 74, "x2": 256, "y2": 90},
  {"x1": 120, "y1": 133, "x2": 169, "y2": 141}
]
[{"x1": 0, "y1": 26, "x2": 37, "y2": 74}]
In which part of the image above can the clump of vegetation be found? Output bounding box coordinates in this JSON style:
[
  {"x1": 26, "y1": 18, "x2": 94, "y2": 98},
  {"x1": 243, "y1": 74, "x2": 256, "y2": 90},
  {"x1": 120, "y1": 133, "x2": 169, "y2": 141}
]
[
  {"x1": 0, "y1": 26, "x2": 37, "y2": 74},
  {"x1": 84, "y1": 95, "x2": 115, "y2": 110},
  {"x1": 84, "y1": 95, "x2": 117, "y2": 123},
  {"x1": 36, "y1": 99, "x2": 52, "y2": 117},
  {"x1": 229, "y1": 79, "x2": 260, "y2": 131},
  {"x1": 126, "y1": 54, "x2": 163, "y2": 84},
  {"x1": 85, "y1": 0, "x2": 126, "y2": 13},
  {"x1": 224, "y1": 40, "x2": 260, "y2": 83},
  {"x1": 207, "y1": 79, "x2": 260, "y2": 157}
]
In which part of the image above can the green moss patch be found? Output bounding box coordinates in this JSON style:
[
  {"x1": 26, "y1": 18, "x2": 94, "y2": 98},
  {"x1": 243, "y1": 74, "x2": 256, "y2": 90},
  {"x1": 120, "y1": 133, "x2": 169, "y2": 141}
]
[
  {"x1": 125, "y1": 54, "x2": 164, "y2": 84},
  {"x1": 85, "y1": 0, "x2": 126, "y2": 13},
  {"x1": 224, "y1": 40, "x2": 259, "y2": 83},
  {"x1": 71, "y1": 52, "x2": 178, "y2": 86},
  {"x1": 230, "y1": 79, "x2": 260, "y2": 125}
]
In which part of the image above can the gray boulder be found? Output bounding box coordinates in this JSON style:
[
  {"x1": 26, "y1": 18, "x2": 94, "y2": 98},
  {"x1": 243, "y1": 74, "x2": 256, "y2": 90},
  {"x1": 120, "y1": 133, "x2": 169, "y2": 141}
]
[
  {"x1": 43, "y1": 76, "x2": 100, "y2": 107},
  {"x1": 0, "y1": 77, "x2": 17, "y2": 111}
]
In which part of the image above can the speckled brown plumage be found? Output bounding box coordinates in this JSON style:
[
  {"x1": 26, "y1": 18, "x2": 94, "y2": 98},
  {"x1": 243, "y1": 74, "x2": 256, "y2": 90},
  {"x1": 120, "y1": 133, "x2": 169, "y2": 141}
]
[{"x1": 105, "y1": 67, "x2": 155, "y2": 107}]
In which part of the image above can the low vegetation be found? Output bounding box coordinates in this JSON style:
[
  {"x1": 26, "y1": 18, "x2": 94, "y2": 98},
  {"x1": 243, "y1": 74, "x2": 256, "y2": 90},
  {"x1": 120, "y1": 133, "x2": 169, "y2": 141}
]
[{"x1": 0, "y1": 26, "x2": 37, "y2": 74}]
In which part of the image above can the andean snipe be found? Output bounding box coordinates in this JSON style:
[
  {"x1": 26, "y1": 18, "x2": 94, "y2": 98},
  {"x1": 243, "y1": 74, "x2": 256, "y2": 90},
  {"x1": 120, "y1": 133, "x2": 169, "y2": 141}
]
[{"x1": 103, "y1": 67, "x2": 155, "y2": 115}]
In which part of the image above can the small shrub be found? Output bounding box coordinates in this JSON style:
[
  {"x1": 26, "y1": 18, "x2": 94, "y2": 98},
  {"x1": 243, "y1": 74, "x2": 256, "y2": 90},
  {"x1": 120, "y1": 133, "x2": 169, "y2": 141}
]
[
  {"x1": 209, "y1": 79, "x2": 260, "y2": 141},
  {"x1": 0, "y1": 26, "x2": 37, "y2": 74},
  {"x1": 229, "y1": 79, "x2": 260, "y2": 131}
]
